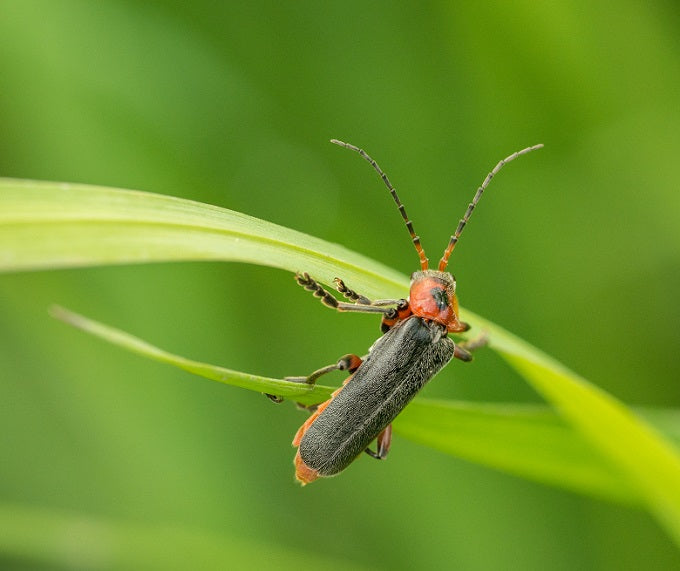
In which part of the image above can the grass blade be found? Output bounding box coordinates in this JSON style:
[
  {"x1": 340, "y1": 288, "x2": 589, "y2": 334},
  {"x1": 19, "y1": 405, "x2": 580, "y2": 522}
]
[
  {"x1": 0, "y1": 178, "x2": 405, "y2": 299},
  {"x1": 50, "y1": 306, "x2": 334, "y2": 406},
  {"x1": 486, "y1": 321, "x2": 680, "y2": 545},
  {"x1": 395, "y1": 399, "x2": 642, "y2": 504}
]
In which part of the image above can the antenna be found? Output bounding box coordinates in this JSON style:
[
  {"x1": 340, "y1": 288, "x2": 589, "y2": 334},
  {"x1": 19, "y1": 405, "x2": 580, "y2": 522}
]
[
  {"x1": 331, "y1": 139, "x2": 429, "y2": 271},
  {"x1": 437, "y1": 143, "x2": 544, "y2": 272}
]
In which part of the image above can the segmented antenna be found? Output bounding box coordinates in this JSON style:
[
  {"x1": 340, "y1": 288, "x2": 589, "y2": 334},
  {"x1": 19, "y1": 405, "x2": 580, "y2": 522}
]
[
  {"x1": 331, "y1": 139, "x2": 429, "y2": 271},
  {"x1": 437, "y1": 144, "x2": 544, "y2": 272}
]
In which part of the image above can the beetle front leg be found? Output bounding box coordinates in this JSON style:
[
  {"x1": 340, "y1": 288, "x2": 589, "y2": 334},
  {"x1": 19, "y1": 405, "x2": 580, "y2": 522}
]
[
  {"x1": 364, "y1": 424, "x2": 392, "y2": 460},
  {"x1": 296, "y1": 272, "x2": 402, "y2": 315}
]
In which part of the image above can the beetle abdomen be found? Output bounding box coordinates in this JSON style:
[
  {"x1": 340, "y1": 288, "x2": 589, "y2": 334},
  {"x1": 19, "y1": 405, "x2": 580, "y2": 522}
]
[{"x1": 297, "y1": 316, "x2": 454, "y2": 479}]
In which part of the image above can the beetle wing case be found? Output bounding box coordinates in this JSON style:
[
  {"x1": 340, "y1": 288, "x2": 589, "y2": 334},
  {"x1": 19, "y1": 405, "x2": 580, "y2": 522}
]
[{"x1": 297, "y1": 316, "x2": 454, "y2": 480}]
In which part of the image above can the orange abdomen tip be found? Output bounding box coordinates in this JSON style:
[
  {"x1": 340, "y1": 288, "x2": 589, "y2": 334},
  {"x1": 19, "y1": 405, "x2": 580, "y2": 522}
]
[{"x1": 294, "y1": 450, "x2": 320, "y2": 485}]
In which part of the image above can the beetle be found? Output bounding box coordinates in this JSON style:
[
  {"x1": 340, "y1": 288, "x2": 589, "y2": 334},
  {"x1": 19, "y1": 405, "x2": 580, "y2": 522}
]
[{"x1": 276, "y1": 139, "x2": 542, "y2": 485}]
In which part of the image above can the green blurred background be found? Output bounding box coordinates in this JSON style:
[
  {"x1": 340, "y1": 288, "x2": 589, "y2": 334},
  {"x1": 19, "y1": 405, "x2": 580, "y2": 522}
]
[{"x1": 1, "y1": 1, "x2": 679, "y2": 569}]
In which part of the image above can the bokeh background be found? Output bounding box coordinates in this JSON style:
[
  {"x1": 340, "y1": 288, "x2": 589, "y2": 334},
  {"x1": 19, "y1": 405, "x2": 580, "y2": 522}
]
[{"x1": 1, "y1": 1, "x2": 679, "y2": 569}]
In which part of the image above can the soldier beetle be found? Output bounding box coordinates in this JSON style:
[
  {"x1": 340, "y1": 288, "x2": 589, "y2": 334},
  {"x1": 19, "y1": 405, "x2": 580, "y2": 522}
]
[{"x1": 270, "y1": 139, "x2": 542, "y2": 484}]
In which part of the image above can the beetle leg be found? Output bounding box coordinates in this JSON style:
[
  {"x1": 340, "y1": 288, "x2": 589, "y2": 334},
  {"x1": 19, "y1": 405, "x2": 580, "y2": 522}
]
[
  {"x1": 461, "y1": 332, "x2": 489, "y2": 352},
  {"x1": 266, "y1": 353, "x2": 363, "y2": 405},
  {"x1": 380, "y1": 299, "x2": 412, "y2": 333},
  {"x1": 292, "y1": 353, "x2": 363, "y2": 386},
  {"x1": 364, "y1": 424, "x2": 392, "y2": 460},
  {"x1": 334, "y1": 277, "x2": 405, "y2": 308},
  {"x1": 453, "y1": 332, "x2": 489, "y2": 362},
  {"x1": 296, "y1": 272, "x2": 401, "y2": 314},
  {"x1": 264, "y1": 368, "x2": 332, "y2": 405},
  {"x1": 283, "y1": 363, "x2": 339, "y2": 387}
]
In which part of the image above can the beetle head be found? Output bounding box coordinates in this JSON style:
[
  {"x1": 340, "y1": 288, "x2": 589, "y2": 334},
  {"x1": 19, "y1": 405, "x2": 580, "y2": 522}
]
[{"x1": 409, "y1": 270, "x2": 469, "y2": 333}]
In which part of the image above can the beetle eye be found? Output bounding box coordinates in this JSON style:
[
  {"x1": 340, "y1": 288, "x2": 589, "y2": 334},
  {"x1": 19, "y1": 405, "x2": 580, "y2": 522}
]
[{"x1": 430, "y1": 287, "x2": 450, "y2": 311}]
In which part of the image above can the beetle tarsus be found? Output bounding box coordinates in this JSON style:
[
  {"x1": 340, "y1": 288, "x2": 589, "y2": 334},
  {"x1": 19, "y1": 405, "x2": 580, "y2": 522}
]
[
  {"x1": 364, "y1": 424, "x2": 392, "y2": 460},
  {"x1": 334, "y1": 278, "x2": 372, "y2": 305},
  {"x1": 296, "y1": 272, "x2": 340, "y2": 309},
  {"x1": 264, "y1": 374, "x2": 310, "y2": 405}
]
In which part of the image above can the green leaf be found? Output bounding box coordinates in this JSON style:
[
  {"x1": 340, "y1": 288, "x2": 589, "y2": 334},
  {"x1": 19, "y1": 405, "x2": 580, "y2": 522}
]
[
  {"x1": 0, "y1": 178, "x2": 406, "y2": 300},
  {"x1": 395, "y1": 399, "x2": 641, "y2": 505},
  {"x1": 500, "y1": 343, "x2": 680, "y2": 544},
  {"x1": 4, "y1": 178, "x2": 680, "y2": 544},
  {"x1": 50, "y1": 306, "x2": 334, "y2": 406},
  {"x1": 460, "y1": 309, "x2": 680, "y2": 545}
]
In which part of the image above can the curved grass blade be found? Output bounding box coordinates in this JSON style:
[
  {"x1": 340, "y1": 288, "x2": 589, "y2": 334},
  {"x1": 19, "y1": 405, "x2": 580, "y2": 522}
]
[
  {"x1": 502, "y1": 345, "x2": 680, "y2": 545},
  {"x1": 0, "y1": 178, "x2": 406, "y2": 300},
  {"x1": 50, "y1": 306, "x2": 334, "y2": 406},
  {"x1": 472, "y1": 314, "x2": 680, "y2": 545},
  {"x1": 396, "y1": 401, "x2": 680, "y2": 505},
  {"x1": 395, "y1": 399, "x2": 640, "y2": 505}
]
